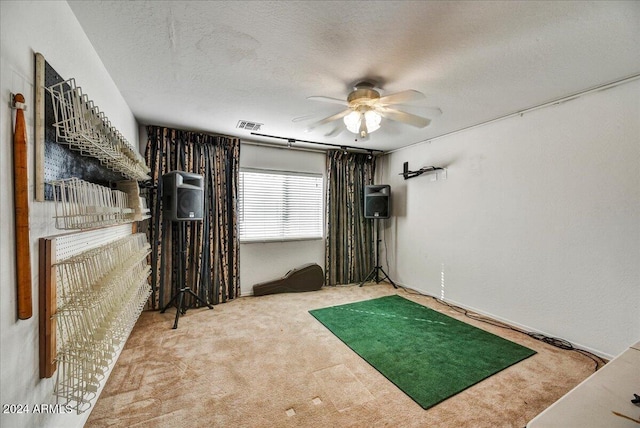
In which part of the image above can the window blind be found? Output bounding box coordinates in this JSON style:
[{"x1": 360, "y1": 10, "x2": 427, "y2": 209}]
[{"x1": 239, "y1": 169, "x2": 323, "y2": 242}]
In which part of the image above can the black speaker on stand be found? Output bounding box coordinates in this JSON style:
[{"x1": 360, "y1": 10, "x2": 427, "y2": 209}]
[
  {"x1": 160, "y1": 171, "x2": 213, "y2": 329},
  {"x1": 360, "y1": 185, "x2": 397, "y2": 288}
]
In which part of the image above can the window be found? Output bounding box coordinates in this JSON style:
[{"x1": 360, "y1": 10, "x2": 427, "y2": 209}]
[{"x1": 239, "y1": 169, "x2": 323, "y2": 242}]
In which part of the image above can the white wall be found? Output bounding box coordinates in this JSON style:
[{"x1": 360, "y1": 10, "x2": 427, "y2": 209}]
[
  {"x1": 380, "y1": 79, "x2": 640, "y2": 359},
  {"x1": 0, "y1": 2, "x2": 138, "y2": 427},
  {"x1": 239, "y1": 144, "x2": 326, "y2": 295}
]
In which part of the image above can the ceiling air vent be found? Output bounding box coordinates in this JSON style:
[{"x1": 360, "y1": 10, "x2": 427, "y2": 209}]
[{"x1": 236, "y1": 120, "x2": 263, "y2": 131}]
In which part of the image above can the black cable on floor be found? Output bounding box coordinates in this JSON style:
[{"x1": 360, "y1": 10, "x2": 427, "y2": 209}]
[{"x1": 397, "y1": 285, "x2": 607, "y2": 372}]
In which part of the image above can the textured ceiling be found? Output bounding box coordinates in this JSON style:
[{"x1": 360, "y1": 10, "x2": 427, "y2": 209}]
[{"x1": 67, "y1": 1, "x2": 640, "y2": 152}]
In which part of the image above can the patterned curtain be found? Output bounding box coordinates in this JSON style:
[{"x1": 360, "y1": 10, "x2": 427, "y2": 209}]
[
  {"x1": 325, "y1": 150, "x2": 376, "y2": 285},
  {"x1": 145, "y1": 126, "x2": 240, "y2": 309}
]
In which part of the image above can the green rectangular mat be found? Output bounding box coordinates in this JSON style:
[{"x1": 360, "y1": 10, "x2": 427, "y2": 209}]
[{"x1": 309, "y1": 295, "x2": 536, "y2": 409}]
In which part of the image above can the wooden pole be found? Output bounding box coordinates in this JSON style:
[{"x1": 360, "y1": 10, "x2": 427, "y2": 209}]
[
  {"x1": 13, "y1": 93, "x2": 33, "y2": 320},
  {"x1": 39, "y1": 238, "x2": 56, "y2": 377}
]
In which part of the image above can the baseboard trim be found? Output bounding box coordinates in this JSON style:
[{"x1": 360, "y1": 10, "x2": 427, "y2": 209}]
[{"x1": 394, "y1": 282, "x2": 614, "y2": 360}]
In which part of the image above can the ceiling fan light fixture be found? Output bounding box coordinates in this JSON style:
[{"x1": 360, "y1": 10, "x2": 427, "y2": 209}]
[
  {"x1": 364, "y1": 110, "x2": 381, "y2": 133},
  {"x1": 343, "y1": 110, "x2": 362, "y2": 133},
  {"x1": 343, "y1": 109, "x2": 381, "y2": 135}
]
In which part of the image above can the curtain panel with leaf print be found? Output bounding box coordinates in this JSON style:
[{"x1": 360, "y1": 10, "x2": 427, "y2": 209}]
[
  {"x1": 325, "y1": 150, "x2": 376, "y2": 285},
  {"x1": 145, "y1": 126, "x2": 240, "y2": 309}
]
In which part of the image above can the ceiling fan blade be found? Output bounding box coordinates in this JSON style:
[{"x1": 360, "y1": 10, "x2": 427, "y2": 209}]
[
  {"x1": 325, "y1": 124, "x2": 345, "y2": 137},
  {"x1": 292, "y1": 113, "x2": 322, "y2": 123},
  {"x1": 377, "y1": 107, "x2": 431, "y2": 128},
  {"x1": 305, "y1": 108, "x2": 352, "y2": 131},
  {"x1": 307, "y1": 96, "x2": 348, "y2": 106},
  {"x1": 420, "y1": 107, "x2": 443, "y2": 117},
  {"x1": 378, "y1": 89, "x2": 425, "y2": 105}
]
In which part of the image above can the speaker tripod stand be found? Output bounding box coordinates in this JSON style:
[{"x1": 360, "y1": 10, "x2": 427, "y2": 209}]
[
  {"x1": 359, "y1": 218, "x2": 397, "y2": 288},
  {"x1": 161, "y1": 221, "x2": 212, "y2": 329}
]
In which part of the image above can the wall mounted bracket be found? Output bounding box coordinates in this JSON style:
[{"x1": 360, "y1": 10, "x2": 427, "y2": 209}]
[
  {"x1": 10, "y1": 93, "x2": 27, "y2": 110},
  {"x1": 401, "y1": 162, "x2": 443, "y2": 180}
]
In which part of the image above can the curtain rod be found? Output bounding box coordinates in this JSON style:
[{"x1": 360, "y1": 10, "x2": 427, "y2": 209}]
[
  {"x1": 241, "y1": 139, "x2": 327, "y2": 154},
  {"x1": 250, "y1": 132, "x2": 385, "y2": 153},
  {"x1": 387, "y1": 72, "x2": 640, "y2": 155}
]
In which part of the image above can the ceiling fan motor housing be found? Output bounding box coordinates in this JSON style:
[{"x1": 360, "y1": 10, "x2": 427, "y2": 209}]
[{"x1": 347, "y1": 87, "x2": 380, "y2": 107}]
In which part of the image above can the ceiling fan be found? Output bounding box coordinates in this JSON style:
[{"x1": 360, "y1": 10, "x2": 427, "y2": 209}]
[{"x1": 300, "y1": 81, "x2": 441, "y2": 139}]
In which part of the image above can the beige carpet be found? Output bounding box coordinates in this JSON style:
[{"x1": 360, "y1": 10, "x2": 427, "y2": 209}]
[{"x1": 86, "y1": 283, "x2": 597, "y2": 427}]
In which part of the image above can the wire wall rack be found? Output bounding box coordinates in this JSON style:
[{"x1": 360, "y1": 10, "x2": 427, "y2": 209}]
[
  {"x1": 46, "y1": 78, "x2": 150, "y2": 181},
  {"x1": 51, "y1": 233, "x2": 151, "y2": 413},
  {"x1": 50, "y1": 178, "x2": 136, "y2": 230}
]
